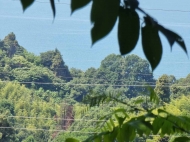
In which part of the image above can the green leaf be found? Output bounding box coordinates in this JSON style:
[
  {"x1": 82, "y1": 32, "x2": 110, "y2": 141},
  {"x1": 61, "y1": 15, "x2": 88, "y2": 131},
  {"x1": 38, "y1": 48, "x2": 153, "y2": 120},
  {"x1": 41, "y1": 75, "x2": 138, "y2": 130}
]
[
  {"x1": 110, "y1": 118, "x2": 115, "y2": 127},
  {"x1": 91, "y1": 0, "x2": 119, "y2": 45},
  {"x1": 121, "y1": 123, "x2": 136, "y2": 141},
  {"x1": 109, "y1": 128, "x2": 118, "y2": 142},
  {"x1": 128, "y1": 118, "x2": 152, "y2": 136},
  {"x1": 158, "y1": 24, "x2": 188, "y2": 55},
  {"x1": 148, "y1": 87, "x2": 159, "y2": 104},
  {"x1": 106, "y1": 121, "x2": 113, "y2": 131},
  {"x1": 161, "y1": 120, "x2": 173, "y2": 135},
  {"x1": 103, "y1": 134, "x2": 110, "y2": 142},
  {"x1": 94, "y1": 137, "x2": 101, "y2": 142},
  {"x1": 103, "y1": 131, "x2": 118, "y2": 142},
  {"x1": 152, "y1": 117, "x2": 164, "y2": 134},
  {"x1": 71, "y1": 0, "x2": 91, "y2": 14},
  {"x1": 65, "y1": 138, "x2": 80, "y2": 142},
  {"x1": 173, "y1": 137, "x2": 190, "y2": 142},
  {"x1": 50, "y1": 0, "x2": 56, "y2": 18},
  {"x1": 134, "y1": 98, "x2": 144, "y2": 104},
  {"x1": 116, "y1": 128, "x2": 124, "y2": 142},
  {"x1": 142, "y1": 22, "x2": 162, "y2": 71},
  {"x1": 20, "y1": 0, "x2": 34, "y2": 11},
  {"x1": 115, "y1": 114, "x2": 126, "y2": 127},
  {"x1": 157, "y1": 109, "x2": 168, "y2": 117},
  {"x1": 118, "y1": 7, "x2": 140, "y2": 55},
  {"x1": 84, "y1": 132, "x2": 109, "y2": 142}
]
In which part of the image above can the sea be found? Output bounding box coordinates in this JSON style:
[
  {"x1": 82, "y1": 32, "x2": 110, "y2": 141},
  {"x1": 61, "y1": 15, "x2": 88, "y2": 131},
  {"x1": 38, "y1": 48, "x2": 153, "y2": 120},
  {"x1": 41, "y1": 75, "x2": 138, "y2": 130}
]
[{"x1": 1, "y1": 0, "x2": 190, "y2": 79}]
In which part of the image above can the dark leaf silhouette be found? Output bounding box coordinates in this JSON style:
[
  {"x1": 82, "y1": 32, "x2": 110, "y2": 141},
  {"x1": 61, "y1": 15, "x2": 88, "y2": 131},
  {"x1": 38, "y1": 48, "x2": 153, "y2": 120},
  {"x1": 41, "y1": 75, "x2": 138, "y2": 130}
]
[
  {"x1": 71, "y1": 0, "x2": 91, "y2": 14},
  {"x1": 20, "y1": 0, "x2": 34, "y2": 11},
  {"x1": 50, "y1": 0, "x2": 56, "y2": 18},
  {"x1": 91, "y1": 0, "x2": 119, "y2": 45},
  {"x1": 158, "y1": 24, "x2": 188, "y2": 55},
  {"x1": 142, "y1": 21, "x2": 162, "y2": 71},
  {"x1": 118, "y1": 7, "x2": 140, "y2": 55}
]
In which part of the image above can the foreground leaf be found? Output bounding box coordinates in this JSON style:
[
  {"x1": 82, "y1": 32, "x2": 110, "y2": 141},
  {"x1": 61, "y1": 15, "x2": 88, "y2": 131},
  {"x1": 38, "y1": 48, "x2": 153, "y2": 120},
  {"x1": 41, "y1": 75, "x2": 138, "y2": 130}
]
[
  {"x1": 128, "y1": 0, "x2": 139, "y2": 10},
  {"x1": 50, "y1": 0, "x2": 56, "y2": 18},
  {"x1": 133, "y1": 98, "x2": 144, "y2": 104},
  {"x1": 173, "y1": 136, "x2": 190, "y2": 142},
  {"x1": 120, "y1": 123, "x2": 136, "y2": 141},
  {"x1": 142, "y1": 23, "x2": 162, "y2": 71},
  {"x1": 115, "y1": 114, "x2": 126, "y2": 127},
  {"x1": 91, "y1": 0, "x2": 119, "y2": 45},
  {"x1": 148, "y1": 87, "x2": 159, "y2": 104},
  {"x1": 152, "y1": 117, "x2": 164, "y2": 134},
  {"x1": 84, "y1": 132, "x2": 110, "y2": 142},
  {"x1": 129, "y1": 117, "x2": 152, "y2": 136},
  {"x1": 71, "y1": 0, "x2": 91, "y2": 14},
  {"x1": 118, "y1": 7, "x2": 140, "y2": 55},
  {"x1": 20, "y1": 0, "x2": 34, "y2": 11},
  {"x1": 65, "y1": 138, "x2": 80, "y2": 142},
  {"x1": 158, "y1": 25, "x2": 188, "y2": 55}
]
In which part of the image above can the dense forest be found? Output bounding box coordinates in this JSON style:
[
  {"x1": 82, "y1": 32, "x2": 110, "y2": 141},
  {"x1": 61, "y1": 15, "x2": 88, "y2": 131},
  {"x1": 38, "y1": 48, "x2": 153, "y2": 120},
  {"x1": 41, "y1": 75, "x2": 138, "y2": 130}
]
[{"x1": 0, "y1": 33, "x2": 190, "y2": 142}]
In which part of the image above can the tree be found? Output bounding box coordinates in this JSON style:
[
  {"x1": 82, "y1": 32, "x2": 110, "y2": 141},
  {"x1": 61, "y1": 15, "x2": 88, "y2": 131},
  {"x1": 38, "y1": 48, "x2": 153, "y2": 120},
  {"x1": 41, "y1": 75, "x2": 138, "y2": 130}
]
[
  {"x1": 1, "y1": 32, "x2": 20, "y2": 58},
  {"x1": 95, "y1": 54, "x2": 155, "y2": 97},
  {"x1": 51, "y1": 49, "x2": 72, "y2": 81},
  {"x1": 0, "y1": 82, "x2": 60, "y2": 141},
  {"x1": 154, "y1": 74, "x2": 171, "y2": 103},
  {"x1": 20, "y1": 0, "x2": 188, "y2": 71},
  {"x1": 0, "y1": 115, "x2": 17, "y2": 142},
  {"x1": 170, "y1": 74, "x2": 190, "y2": 97},
  {"x1": 63, "y1": 54, "x2": 155, "y2": 101},
  {"x1": 40, "y1": 49, "x2": 72, "y2": 82},
  {"x1": 40, "y1": 50, "x2": 55, "y2": 68},
  {"x1": 22, "y1": 135, "x2": 36, "y2": 142},
  {"x1": 0, "y1": 99, "x2": 16, "y2": 142}
]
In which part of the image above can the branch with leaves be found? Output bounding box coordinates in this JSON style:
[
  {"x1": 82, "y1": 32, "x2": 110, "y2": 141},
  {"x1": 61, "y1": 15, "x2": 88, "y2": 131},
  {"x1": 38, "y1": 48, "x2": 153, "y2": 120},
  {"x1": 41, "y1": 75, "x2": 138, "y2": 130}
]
[
  {"x1": 65, "y1": 88, "x2": 190, "y2": 142},
  {"x1": 20, "y1": 0, "x2": 188, "y2": 71}
]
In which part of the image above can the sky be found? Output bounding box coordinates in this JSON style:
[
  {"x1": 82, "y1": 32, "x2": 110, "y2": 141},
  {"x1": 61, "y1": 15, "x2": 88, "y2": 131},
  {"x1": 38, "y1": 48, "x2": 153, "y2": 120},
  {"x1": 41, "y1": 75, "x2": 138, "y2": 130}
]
[{"x1": 0, "y1": 0, "x2": 190, "y2": 79}]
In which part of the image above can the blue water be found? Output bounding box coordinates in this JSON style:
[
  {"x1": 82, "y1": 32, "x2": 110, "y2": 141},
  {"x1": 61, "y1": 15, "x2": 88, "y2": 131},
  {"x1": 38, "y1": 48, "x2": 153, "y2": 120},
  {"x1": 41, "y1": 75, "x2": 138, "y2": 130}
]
[{"x1": 1, "y1": 0, "x2": 190, "y2": 79}]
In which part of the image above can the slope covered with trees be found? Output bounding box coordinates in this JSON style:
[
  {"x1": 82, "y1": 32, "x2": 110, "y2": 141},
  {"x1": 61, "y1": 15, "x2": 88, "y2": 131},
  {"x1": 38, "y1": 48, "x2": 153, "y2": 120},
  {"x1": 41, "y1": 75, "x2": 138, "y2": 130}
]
[
  {"x1": 3, "y1": 0, "x2": 190, "y2": 141},
  {"x1": 1, "y1": 33, "x2": 190, "y2": 141}
]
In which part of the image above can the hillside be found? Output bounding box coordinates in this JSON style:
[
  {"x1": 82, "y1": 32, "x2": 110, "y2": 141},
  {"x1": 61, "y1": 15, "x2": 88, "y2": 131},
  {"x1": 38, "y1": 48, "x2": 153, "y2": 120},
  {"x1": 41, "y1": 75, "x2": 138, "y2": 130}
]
[{"x1": 0, "y1": 33, "x2": 190, "y2": 141}]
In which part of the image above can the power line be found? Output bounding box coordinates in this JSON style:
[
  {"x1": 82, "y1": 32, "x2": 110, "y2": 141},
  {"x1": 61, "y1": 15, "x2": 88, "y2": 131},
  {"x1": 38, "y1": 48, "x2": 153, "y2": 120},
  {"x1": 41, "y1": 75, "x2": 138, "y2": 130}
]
[
  {"x1": 143, "y1": 8, "x2": 190, "y2": 13},
  {"x1": 1, "y1": 81, "x2": 153, "y2": 87},
  {"x1": 1, "y1": 70, "x2": 189, "y2": 78},
  {"x1": 0, "y1": 126, "x2": 188, "y2": 138},
  {"x1": 0, "y1": 65, "x2": 189, "y2": 78},
  {"x1": 64, "y1": 60, "x2": 190, "y2": 63},
  {"x1": 0, "y1": 80, "x2": 157, "y2": 87},
  {"x1": 12, "y1": 0, "x2": 190, "y2": 13},
  {"x1": 1, "y1": 14, "x2": 190, "y2": 30},
  {"x1": 12, "y1": 0, "x2": 71, "y2": 5},
  {"x1": 1, "y1": 80, "x2": 190, "y2": 87},
  {"x1": 36, "y1": 60, "x2": 190, "y2": 64},
  {"x1": 0, "y1": 126, "x2": 97, "y2": 133},
  {"x1": 0, "y1": 73, "x2": 158, "y2": 83},
  {"x1": 4, "y1": 115, "x2": 105, "y2": 122},
  {"x1": 35, "y1": 0, "x2": 70, "y2": 5}
]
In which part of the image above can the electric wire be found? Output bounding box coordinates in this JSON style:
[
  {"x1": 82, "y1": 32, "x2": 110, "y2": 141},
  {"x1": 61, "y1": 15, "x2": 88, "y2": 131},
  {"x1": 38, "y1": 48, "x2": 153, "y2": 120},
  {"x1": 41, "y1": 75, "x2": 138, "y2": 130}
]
[
  {"x1": 0, "y1": 126, "x2": 97, "y2": 133},
  {"x1": 1, "y1": 71, "x2": 188, "y2": 78},
  {"x1": 1, "y1": 115, "x2": 105, "y2": 122},
  {"x1": 0, "y1": 126, "x2": 188, "y2": 137},
  {"x1": 12, "y1": 0, "x2": 190, "y2": 13},
  {"x1": 1, "y1": 80, "x2": 190, "y2": 87}
]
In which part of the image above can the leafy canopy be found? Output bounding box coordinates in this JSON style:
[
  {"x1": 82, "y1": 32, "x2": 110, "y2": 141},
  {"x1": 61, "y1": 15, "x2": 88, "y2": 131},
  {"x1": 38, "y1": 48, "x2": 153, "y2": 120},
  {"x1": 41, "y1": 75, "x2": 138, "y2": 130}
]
[{"x1": 65, "y1": 89, "x2": 190, "y2": 142}]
